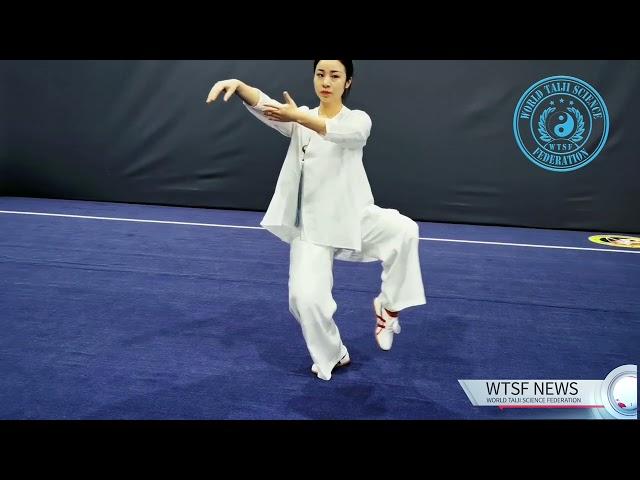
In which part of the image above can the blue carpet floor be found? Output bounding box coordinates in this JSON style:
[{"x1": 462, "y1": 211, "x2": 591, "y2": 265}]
[{"x1": 0, "y1": 196, "x2": 637, "y2": 419}]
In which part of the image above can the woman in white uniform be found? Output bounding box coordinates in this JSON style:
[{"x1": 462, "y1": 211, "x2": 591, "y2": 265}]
[{"x1": 206, "y1": 60, "x2": 426, "y2": 381}]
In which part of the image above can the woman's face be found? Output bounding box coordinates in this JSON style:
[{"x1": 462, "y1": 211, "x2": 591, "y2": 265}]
[{"x1": 314, "y1": 60, "x2": 351, "y2": 103}]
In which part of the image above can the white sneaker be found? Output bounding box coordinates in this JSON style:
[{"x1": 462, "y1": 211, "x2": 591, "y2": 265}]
[
  {"x1": 374, "y1": 297, "x2": 401, "y2": 351},
  {"x1": 311, "y1": 348, "x2": 351, "y2": 377}
]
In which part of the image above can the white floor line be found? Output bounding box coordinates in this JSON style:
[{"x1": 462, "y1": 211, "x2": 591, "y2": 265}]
[{"x1": 1, "y1": 209, "x2": 638, "y2": 254}]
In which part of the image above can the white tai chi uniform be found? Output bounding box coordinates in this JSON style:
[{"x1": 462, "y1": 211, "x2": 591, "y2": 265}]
[{"x1": 244, "y1": 90, "x2": 426, "y2": 380}]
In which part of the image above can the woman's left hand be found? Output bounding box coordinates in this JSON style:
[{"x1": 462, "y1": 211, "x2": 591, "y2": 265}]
[{"x1": 262, "y1": 92, "x2": 300, "y2": 122}]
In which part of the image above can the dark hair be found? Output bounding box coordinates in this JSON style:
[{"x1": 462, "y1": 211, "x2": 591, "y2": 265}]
[{"x1": 313, "y1": 60, "x2": 353, "y2": 100}]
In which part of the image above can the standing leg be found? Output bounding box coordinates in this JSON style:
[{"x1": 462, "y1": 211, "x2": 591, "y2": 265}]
[
  {"x1": 288, "y1": 237, "x2": 348, "y2": 380},
  {"x1": 360, "y1": 205, "x2": 427, "y2": 349}
]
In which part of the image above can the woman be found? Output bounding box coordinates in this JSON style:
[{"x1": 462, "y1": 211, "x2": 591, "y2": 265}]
[{"x1": 206, "y1": 60, "x2": 426, "y2": 381}]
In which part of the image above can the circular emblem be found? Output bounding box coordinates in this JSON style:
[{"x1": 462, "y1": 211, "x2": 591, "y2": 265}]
[
  {"x1": 600, "y1": 365, "x2": 637, "y2": 419},
  {"x1": 513, "y1": 76, "x2": 609, "y2": 172},
  {"x1": 588, "y1": 235, "x2": 640, "y2": 249}
]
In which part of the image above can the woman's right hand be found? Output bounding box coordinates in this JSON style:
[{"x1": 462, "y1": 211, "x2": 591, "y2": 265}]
[{"x1": 206, "y1": 79, "x2": 243, "y2": 103}]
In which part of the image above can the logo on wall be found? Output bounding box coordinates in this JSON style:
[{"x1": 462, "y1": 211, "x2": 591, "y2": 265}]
[
  {"x1": 513, "y1": 76, "x2": 609, "y2": 172},
  {"x1": 588, "y1": 235, "x2": 640, "y2": 248}
]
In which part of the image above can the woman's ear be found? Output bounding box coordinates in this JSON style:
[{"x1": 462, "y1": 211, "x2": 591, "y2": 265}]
[{"x1": 345, "y1": 79, "x2": 352, "y2": 90}]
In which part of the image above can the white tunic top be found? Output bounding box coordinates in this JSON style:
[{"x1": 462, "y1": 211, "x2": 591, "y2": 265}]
[{"x1": 244, "y1": 89, "x2": 376, "y2": 262}]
